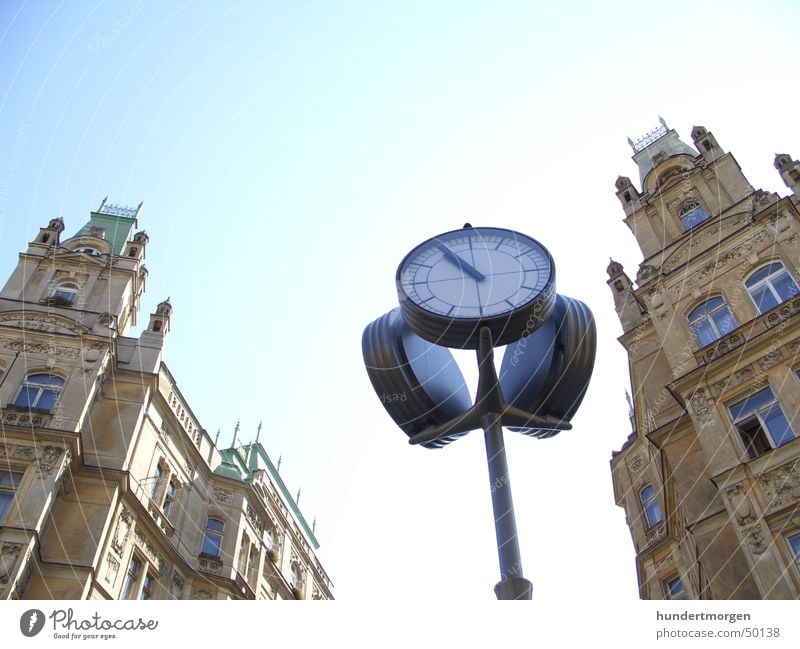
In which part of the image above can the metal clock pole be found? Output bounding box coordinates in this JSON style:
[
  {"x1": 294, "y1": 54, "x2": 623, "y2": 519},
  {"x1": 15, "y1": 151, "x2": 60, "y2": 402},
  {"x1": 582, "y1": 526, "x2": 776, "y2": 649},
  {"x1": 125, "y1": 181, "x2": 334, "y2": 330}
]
[{"x1": 475, "y1": 327, "x2": 533, "y2": 600}]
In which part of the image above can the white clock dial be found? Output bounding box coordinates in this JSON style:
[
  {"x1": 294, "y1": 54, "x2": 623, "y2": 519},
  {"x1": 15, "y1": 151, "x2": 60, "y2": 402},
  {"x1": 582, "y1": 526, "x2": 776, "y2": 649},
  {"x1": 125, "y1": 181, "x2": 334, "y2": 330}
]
[
  {"x1": 399, "y1": 229, "x2": 551, "y2": 319},
  {"x1": 396, "y1": 227, "x2": 556, "y2": 349}
]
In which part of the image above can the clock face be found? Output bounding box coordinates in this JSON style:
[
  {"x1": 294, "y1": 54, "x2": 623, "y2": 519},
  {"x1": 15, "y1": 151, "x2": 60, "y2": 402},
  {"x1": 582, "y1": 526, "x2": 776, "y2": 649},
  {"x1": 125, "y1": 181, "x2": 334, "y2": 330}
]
[
  {"x1": 396, "y1": 227, "x2": 556, "y2": 349},
  {"x1": 398, "y1": 228, "x2": 553, "y2": 319}
]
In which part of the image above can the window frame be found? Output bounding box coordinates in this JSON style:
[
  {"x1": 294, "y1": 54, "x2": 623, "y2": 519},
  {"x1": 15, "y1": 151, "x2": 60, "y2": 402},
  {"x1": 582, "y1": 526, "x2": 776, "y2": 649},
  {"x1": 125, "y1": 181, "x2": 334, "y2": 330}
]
[
  {"x1": 121, "y1": 555, "x2": 143, "y2": 600},
  {"x1": 744, "y1": 262, "x2": 799, "y2": 315},
  {"x1": 664, "y1": 576, "x2": 688, "y2": 600},
  {"x1": 12, "y1": 373, "x2": 65, "y2": 412},
  {"x1": 687, "y1": 295, "x2": 738, "y2": 348},
  {"x1": 50, "y1": 282, "x2": 79, "y2": 305},
  {"x1": 788, "y1": 532, "x2": 800, "y2": 566},
  {"x1": 162, "y1": 480, "x2": 177, "y2": 518},
  {"x1": 729, "y1": 386, "x2": 795, "y2": 459},
  {"x1": 200, "y1": 516, "x2": 225, "y2": 558},
  {"x1": 639, "y1": 484, "x2": 663, "y2": 528},
  {"x1": 0, "y1": 470, "x2": 24, "y2": 522},
  {"x1": 679, "y1": 200, "x2": 709, "y2": 230}
]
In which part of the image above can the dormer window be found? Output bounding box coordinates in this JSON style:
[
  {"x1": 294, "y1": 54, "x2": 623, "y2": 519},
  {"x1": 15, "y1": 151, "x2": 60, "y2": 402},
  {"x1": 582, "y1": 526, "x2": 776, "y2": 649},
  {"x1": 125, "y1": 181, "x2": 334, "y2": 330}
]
[
  {"x1": 50, "y1": 282, "x2": 79, "y2": 305},
  {"x1": 679, "y1": 201, "x2": 709, "y2": 229},
  {"x1": 76, "y1": 247, "x2": 101, "y2": 256}
]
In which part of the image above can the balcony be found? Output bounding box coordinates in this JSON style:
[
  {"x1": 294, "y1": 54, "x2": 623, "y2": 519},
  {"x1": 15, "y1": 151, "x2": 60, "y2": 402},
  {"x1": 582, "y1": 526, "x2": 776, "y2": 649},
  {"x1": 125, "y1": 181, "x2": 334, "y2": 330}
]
[{"x1": 695, "y1": 295, "x2": 800, "y2": 365}]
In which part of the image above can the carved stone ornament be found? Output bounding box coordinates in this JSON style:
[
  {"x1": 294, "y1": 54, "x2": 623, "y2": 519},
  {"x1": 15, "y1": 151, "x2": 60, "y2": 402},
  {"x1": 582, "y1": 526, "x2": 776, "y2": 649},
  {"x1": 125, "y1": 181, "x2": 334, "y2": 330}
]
[
  {"x1": 246, "y1": 505, "x2": 264, "y2": 535},
  {"x1": 629, "y1": 455, "x2": 644, "y2": 472},
  {"x1": 312, "y1": 583, "x2": 323, "y2": 600},
  {"x1": 764, "y1": 295, "x2": 800, "y2": 330},
  {"x1": 0, "y1": 337, "x2": 81, "y2": 358},
  {"x1": 0, "y1": 313, "x2": 89, "y2": 336},
  {"x1": 667, "y1": 229, "x2": 771, "y2": 299},
  {"x1": 2, "y1": 411, "x2": 49, "y2": 428},
  {"x1": 98, "y1": 312, "x2": 115, "y2": 327},
  {"x1": 647, "y1": 523, "x2": 668, "y2": 546},
  {"x1": 637, "y1": 265, "x2": 658, "y2": 283},
  {"x1": 710, "y1": 367, "x2": 756, "y2": 398},
  {"x1": 688, "y1": 388, "x2": 713, "y2": 421},
  {"x1": 170, "y1": 572, "x2": 184, "y2": 600},
  {"x1": 105, "y1": 554, "x2": 120, "y2": 585},
  {"x1": 191, "y1": 587, "x2": 213, "y2": 600},
  {"x1": 661, "y1": 212, "x2": 750, "y2": 275},
  {"x1": 0, "y1": 543, "x2": 23, "y2": 584},
  {"x1": 758, "y1": 349, "x2": 784, "y2": 371},
  {"x1": 743, "y1": 524, "x2": 768, "y2": 555},
  {"x1": 198, "y1": 558, "x2": 222, "y2": 575},
  {"x1": 133, "y1": 528, "x2": 165, "y2": 574},
  {"x1": 213, "y1": 487, "x2": 232, "y2": 503},
  {"x1": 36, "y1": 445, "x2": 64, "y2": 478},
  {"x1": 110, "y1": 508, "x2": 133, "y2": 556},
  {"x1": 13, "y1": 446, "x2": 36, "y2": 460},
  {"x1": 703, "y1": 332, "x2": 746, "y2": 363},
  {"x1": 757, "y1": 460, "x2": 800, "y2": 513},
  {"x1": 724, "y1": 484, "x2": 757, "y2": 526}
]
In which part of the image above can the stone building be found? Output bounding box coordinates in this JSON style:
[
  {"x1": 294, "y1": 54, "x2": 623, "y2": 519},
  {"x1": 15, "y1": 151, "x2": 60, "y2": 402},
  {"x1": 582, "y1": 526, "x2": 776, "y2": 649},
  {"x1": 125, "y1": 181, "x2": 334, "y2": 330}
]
[
  {"x1": 609, "y1": 119, "x2": 800, "y2": 599},
  {"x1": 0, "y1": 200, "x2": 333, "y2": 600}
]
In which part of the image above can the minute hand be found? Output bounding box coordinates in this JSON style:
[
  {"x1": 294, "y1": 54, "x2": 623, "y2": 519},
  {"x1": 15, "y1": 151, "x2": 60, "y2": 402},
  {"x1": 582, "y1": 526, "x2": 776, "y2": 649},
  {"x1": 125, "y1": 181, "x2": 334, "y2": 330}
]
[{"x1": 435, "y1": 243, "x2": 486, "y2": 281}]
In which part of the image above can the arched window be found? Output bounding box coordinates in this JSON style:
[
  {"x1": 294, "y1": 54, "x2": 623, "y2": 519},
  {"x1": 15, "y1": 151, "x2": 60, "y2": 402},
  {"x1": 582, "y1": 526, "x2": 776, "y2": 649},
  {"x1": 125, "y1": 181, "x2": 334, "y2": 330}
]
[
  {"x1": 640, "y1": 485, "x2": 663, "y2": 527},
  {"x1": 687, "y1": 296, "x2": 737, "y2": 347},
  {"x1": 745, "y1": 262, "x2": 799, "y2": 314},
  {"x1": 200, "y1": 517, "x2": 224, "y2": 557},
  {"x1": 679, "y1": 201, "x2": 709, "y2": 229},
  {"x1": 13, "y1": 373, "x2": 64, "y2": 411},
  {"x1": 50, "y1": 282, "x2": 79, "y2": 305}
]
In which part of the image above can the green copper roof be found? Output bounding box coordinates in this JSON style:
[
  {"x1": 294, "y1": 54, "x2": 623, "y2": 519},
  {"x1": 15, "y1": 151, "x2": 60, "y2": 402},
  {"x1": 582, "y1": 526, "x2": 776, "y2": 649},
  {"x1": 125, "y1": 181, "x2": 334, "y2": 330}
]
[
  {"x1": 74, "y1": 211, "x2": 137, "y2": 255},
  {"x1": 215, "y1": 442, "x2": 320, "y2": 549}
]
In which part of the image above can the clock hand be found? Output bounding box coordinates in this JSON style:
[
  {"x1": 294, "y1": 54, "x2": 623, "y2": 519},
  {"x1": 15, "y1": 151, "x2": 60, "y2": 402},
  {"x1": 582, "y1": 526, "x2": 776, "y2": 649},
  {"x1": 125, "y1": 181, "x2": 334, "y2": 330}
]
[{"x1": 435, "y1": 243, "x2": 486, "y2": 281}]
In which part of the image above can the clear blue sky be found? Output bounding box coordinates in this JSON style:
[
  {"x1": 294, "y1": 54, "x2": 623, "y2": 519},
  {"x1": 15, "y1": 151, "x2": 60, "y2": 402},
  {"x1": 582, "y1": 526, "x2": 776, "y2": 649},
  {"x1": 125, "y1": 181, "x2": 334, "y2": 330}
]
[{"x1": 1, "y1": 0, "x2": 799, "y2": 621}]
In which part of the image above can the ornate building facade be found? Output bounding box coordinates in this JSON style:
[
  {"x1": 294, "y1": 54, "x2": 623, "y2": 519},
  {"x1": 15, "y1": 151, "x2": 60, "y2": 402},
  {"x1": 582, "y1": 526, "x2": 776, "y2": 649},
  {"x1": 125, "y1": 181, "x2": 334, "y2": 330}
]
[
  {"x1": 0, "y1": 201, "x2": 333, "y2": 600},
  {"x1": 609, "y1": 120, "x2": 800, "y2": 599}
]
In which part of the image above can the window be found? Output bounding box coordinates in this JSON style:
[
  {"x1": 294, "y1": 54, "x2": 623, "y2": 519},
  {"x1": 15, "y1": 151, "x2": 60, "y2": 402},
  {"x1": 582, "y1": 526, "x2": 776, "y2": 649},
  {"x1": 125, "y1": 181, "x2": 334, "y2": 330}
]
[
  {"x1": 50, "y1": 282, "x2": 78, "y2": 305},
  {"x1": 745, "y1": 262, "x2": 799, "y2": 314},
  {"x1": 163, "y1": 480, "x2": 177, "y2": 518},
  {"x1": 688, "y1": 296, "x2": 738, "y2": 347},
  {"x1": 121, "y1": 557, "x2": 141, "y2": 599},
  {"x1": 247, "y1": 547, "x2": 259, "y2": 585},
  {"x1": 679, "y1": 201, "x2": 709, "y2": 229},
  {"x1": 150, "y1": 464, "x2": 163, "y2": 500},
  {"x1": 290, "y1": 562, "x2": 303, "y2": 589},
  {"x1": 788, "y1": 532, "x2": 800, "y2": 563},
  {"x1": 201, "y1": 517, "x2": 224, "y2": 557},
  {"x1": 640, "y1": 485, "x2": 663, "y2": 527},
  {"x1": 664, "y1": 576, "x2": 688, "y2": 600},
  {"x1": 13, "y1": 374, "x2": 64, "y2": 412},
  {"x1": 730, "y1": 386, "x2": 795, "y2": 459},
  {"x1": 0, "y1": 471, "x2": 23, "y2": 521},
  {"x1": 139, "y1": 572, "x2": 154, "y2": 600},
  {"x1": 75, "y1": 247, "x2": 101, "y2": 256}
]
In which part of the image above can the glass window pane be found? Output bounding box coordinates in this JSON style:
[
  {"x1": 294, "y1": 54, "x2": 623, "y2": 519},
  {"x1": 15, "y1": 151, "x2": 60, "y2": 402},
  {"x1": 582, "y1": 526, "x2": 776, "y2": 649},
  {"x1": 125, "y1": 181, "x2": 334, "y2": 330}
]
[
  {"x1": 14, "y1": 386, "x2": 36, "y2": 407},
  {"x1": 711, "y1": 307, "x2": 737, "y2": 336},
  {"x1": 691, "y1": 321, "x2": 716, "y2": 347},
  {"x1": 29, "y1": 374, "x2": 64, "y2": 387},
  {"x1": 750, "y1": 285, "x2": 779, "y2": 314},
  {"x1": 789, "y1": 533, "x2": 800, "y2": 558},
  {"x1": 0, "y1": 472, "x2": 23, "y2": 488},
  {"x1": 772, "y1": 272, "x2": 799, "y2": 302},
  {"x1": 730, "y1": 387, "x2": 775, "y2": 421},
  {"x1": 201, "y1": 534, "x2": 222, "y2": 557},
  {"x1": 36, "y1": 389, "x2": 58, "y2": 411},
  {"x1": 0, "y1": 492, "x2": 13, "y2": 520},
  {"x1": 746, "y1": 263, "x2": 783, "y2": 287},
  {"x1": 206, "y1": 518, "x2": 224, "y2": 532},
  {"x1": 762, "y1": 405, "x2": 795, "y2": 447}
]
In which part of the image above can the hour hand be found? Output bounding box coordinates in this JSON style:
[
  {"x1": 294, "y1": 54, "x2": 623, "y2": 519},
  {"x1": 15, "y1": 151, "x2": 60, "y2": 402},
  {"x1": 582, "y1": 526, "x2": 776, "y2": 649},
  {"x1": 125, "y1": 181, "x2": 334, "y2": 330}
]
[{"x1": 435, "y1": 243, "x2": 486, "y2": 281}]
